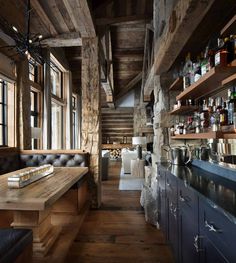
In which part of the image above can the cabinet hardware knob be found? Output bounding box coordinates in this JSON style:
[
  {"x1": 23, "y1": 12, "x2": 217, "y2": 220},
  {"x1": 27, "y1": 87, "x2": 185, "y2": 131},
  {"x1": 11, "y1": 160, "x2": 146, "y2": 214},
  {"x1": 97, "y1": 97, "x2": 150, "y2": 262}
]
[
  {"x1": 193, "y1": 235, "x2": 204, "y2": 253},
  {"x1": 204, "y1": 220, "x2": 221, "y2": 233}
]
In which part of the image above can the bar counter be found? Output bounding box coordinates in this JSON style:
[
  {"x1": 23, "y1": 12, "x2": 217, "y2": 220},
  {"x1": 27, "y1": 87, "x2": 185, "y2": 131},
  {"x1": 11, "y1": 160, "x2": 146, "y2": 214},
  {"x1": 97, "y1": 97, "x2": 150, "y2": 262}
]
[{"x1": 158, "y1": 162, "x2": 236, "y2": 221}]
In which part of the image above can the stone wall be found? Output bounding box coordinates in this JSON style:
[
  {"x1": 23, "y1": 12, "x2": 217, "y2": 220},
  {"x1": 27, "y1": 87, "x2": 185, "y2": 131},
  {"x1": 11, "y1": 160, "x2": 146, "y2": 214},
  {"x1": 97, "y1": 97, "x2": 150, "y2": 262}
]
[{"x1": 133, "y1": 88, "x2": 147, "y2": 136}]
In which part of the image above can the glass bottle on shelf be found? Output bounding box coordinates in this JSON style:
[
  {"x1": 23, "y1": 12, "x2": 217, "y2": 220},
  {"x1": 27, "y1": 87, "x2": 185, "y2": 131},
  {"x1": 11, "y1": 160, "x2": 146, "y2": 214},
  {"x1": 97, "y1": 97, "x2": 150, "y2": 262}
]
[
  {"x1": 200, "y1": 99, "x2": 210, "y2": 132},
  {"x1": 215, "y1": 38, "x2": 228, "y2": 67},
  {"x1": 193, "y1": 55, "x2": 202, "y2": 82},
  {"x1": 211, "y1": 98, "x2": 220, "y2": 131},
  {"x1": 219, "y1": 101, "x2": 228, "y2": 126},
  {"x1": 183, "y1": 53, "x2": 193, "y2": 90}
]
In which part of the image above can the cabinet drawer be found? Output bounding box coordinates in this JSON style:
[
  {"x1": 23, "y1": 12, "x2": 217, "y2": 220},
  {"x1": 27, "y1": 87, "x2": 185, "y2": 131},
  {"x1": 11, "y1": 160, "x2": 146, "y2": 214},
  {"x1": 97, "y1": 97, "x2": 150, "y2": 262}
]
[{"x1": 199, "y1": 198, "x2": 236, "y2": 262}]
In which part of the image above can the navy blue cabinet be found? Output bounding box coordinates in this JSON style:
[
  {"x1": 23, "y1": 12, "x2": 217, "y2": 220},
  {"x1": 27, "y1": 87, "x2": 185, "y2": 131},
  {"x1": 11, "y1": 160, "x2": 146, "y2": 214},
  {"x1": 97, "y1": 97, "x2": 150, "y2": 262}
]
[
  {"x1": 201, "y1": 237, "x2": 229, "y2": 263},
  {"x1": 166, "y1": 171, "x2": 179, "y2": 262},
  {"x1": 199, "y1": 197, "x2": 236, "y2": 263},
  {"x1": 157, "y1": 164, "x2": 236, "y2": 263},
  {"x1": 178, "y1": 180, "x2": 199, "y2": 263}
]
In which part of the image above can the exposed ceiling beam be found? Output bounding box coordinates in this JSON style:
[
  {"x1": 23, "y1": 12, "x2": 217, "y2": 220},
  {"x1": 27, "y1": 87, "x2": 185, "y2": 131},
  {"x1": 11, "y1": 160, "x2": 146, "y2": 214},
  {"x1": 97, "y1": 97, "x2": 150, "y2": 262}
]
[
  {"x1": 0, "y1": 30, "x2": 15, "y2": 46},
  {"x1": 96, "y1": 15, "x2": 151, "y2": 26},
  {"x1": 41, "y1": 32, "x2": 82, "y2": 47},
  {"x1": 116, "y1": 72, "x2": 142, "y2": 100},
  {"x1": 31, "y1": 0, "x2": 57, "y2": 36},
  {"x1": 94, "y1": 0, "x2": 114, "y2": 12},
  {"x1": 62, "y1": 0, "x2": 96, "y2": 38}
]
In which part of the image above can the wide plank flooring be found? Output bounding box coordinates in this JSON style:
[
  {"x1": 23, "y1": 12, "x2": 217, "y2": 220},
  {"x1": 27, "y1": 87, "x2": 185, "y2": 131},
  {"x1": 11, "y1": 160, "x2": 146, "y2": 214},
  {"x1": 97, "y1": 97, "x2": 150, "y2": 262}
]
[{"x1": 66, "y1": 160, "x2": 174, "y2": 263}]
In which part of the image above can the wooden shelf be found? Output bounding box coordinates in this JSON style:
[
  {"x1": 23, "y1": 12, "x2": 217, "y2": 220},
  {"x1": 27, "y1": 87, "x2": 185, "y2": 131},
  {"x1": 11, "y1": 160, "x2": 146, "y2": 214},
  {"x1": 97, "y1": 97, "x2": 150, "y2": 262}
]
[
  {"x1": 171, "y1": 131, "x2": 236, "y2": 140},
  {"x1": 176, "y1": 65, "x2": 236, "y2": 101},
  {"x1": 169, "y1": 77, "x2": 183, "y2": 91},
  {"x1": 170, "y1": 105, "x2": 197, "y2": 115},
  {"x1": 222, "y1": 133, "x2": 236, "y2": 139},
  {"x1": 171, "y1": 131, "x2": 223, "y2": 140},
  {"x1": 221, "y1": 14, "x2": 236, "y2": 37},
  {"x1": 222, "y1": 73, "x2": 236, "y2": 87}
]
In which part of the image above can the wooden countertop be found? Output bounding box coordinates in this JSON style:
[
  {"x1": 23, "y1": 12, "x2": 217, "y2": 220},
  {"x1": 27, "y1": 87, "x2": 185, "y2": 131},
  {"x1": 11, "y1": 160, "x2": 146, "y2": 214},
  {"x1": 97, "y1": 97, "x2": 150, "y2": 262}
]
[{"x1": 0, "y1": 167, "x2": 88, "y2": 211}]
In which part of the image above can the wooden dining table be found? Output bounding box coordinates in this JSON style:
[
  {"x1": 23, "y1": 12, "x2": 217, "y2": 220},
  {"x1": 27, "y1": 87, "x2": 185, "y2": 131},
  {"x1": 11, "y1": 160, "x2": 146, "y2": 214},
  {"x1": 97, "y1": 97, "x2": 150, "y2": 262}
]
[{"x1": 0, "y1": 166, "x2": 89, "y2": 257}]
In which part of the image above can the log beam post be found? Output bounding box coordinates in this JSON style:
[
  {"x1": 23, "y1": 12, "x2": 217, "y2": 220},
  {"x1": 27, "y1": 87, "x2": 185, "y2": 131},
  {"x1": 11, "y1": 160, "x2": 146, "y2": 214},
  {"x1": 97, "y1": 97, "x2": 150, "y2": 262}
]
[{"x1": 16, "y1": 59, "x2": 31, "y2": 150}]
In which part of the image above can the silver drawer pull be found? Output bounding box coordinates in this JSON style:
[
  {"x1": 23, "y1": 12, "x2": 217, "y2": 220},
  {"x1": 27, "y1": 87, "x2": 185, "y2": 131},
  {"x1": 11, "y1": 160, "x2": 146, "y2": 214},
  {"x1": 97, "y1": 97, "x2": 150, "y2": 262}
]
[
  {"x1": 205, "y1": 220, "x2": 221, "y2": 233},
  {"x1": 166, "y1": 182, "x2": 170, "y2": 187},
  {"x1": 193, "y1": 235, "x2": 204, "y2": 253}
]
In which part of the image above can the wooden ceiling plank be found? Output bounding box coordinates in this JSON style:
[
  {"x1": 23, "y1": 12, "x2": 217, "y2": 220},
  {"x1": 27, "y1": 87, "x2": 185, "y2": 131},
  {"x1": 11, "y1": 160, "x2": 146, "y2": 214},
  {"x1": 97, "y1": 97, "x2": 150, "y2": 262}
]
[
  {"x1": 31, "y1": 0, "x2": 57, "y2": 36},
  {"x1": 41, "y1": 32, "x2": 82, "y2": 47},
  {"x1": 61, "y1": 0, "x2": 81, "y2": 32},
  {"x1": 48, "y1": 0, "x2": 70, "y2": 33},
  {"x1": 94, "y1": 0, "x2": 114, "y2": 12},
  {"x1": 96, "y1": 15, "x2": 151, "y2": 26},
  {"x1": 61, "y1": 0, "x2": 95, "y2": 37},
  {"x1": 116, "y1": 72, "x2": 142, "y2": 100}
]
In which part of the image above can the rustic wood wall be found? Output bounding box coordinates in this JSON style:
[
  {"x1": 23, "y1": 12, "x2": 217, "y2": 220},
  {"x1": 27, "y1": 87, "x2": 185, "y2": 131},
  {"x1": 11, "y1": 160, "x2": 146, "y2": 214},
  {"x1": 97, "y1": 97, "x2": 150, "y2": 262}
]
[{"x1": 81, "y1": 38, "x2": 101, "y2": 208}]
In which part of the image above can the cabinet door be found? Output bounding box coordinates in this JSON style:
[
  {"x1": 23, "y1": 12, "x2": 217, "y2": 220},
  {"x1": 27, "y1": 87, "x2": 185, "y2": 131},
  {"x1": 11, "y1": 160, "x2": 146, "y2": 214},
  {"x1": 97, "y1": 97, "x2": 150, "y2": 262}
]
[
  {"x1": 199, "y1": 197, "x2": 236, "y2": 262},
  {"x1": 178, "y1": 181, "x2": 199, "y2": 263},
  {"x1": 166, "y1": 172, "x2": 179, "y2": 261},
  {"x1": 201, "y1": 237, "x2": 229, "y2": 263}
]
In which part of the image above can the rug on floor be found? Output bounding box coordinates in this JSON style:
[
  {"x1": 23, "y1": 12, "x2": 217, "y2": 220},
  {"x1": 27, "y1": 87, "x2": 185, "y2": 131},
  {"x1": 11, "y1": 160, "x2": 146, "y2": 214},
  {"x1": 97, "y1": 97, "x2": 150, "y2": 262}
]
[{"x1": 119, "y1": 168, "x2": 144, "y2": 190}]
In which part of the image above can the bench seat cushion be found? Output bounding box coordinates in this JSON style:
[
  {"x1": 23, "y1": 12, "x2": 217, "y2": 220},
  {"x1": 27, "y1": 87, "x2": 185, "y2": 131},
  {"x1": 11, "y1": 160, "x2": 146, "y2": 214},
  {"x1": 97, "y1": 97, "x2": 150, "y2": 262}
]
[{"x1": 0, "y1": 229, "x2": 33, "y2": 263}]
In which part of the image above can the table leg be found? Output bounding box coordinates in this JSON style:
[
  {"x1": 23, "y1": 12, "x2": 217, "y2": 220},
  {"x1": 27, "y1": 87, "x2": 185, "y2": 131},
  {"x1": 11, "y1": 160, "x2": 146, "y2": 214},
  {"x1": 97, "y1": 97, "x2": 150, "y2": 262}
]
[{"x1": 11, "y1": 209, "x2": 61, "y2": 257}]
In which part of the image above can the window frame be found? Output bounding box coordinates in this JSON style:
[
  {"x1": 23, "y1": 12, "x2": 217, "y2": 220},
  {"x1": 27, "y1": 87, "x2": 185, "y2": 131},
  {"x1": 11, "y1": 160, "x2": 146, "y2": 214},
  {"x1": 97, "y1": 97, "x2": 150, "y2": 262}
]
[
  {"x1": 0, "y1": 80, "x2": 7, "y2": 147},
  {"x1": 50, "y1": 56, "x2": 65, "y2": 150},
  {"x1": 72, "y1": 94, "x2": 77, "y2": 149}
]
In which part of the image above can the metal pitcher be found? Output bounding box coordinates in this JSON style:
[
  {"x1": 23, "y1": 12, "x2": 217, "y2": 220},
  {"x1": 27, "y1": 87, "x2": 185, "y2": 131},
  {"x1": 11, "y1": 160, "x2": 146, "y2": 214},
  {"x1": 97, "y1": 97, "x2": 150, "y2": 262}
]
[{"x1": 168, "y1": 146, "x2": 192, "y2": 165}]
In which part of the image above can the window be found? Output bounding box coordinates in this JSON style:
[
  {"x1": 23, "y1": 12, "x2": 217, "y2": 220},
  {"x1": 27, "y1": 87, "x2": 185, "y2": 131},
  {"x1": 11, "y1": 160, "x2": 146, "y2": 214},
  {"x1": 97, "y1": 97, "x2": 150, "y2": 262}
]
[
  {"x1": 72, "y1": 94, "x2": 77, "y2": 149},
  {"x1": 30, "y1": 90, "x2": 40, "y2": 149},
  {"x1": 0, "y1": 79, "x2": 15, "y2": 147},
  {"x1": 50, "y1": 58, "x2": 64, "y2": 149},
  {"x1": 50, "y1": 62, "x2": 62, "y2": 98},
  {"x1": 0, "y1": 80, "x2": 7, "y2": 146},
  {"x1": 51, "y1": 101, "x2": 63, "y2": 149},
  {"x1": 29, "y1": 59, "x2": 41, "y2": 83}
]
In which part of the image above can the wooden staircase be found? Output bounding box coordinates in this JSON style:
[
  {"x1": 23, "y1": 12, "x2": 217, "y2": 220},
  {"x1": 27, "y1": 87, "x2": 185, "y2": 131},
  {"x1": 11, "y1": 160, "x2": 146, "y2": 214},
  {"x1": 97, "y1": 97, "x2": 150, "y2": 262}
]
[{"x1": 101, "y1": 108, "x2": 134, "y2": 144}]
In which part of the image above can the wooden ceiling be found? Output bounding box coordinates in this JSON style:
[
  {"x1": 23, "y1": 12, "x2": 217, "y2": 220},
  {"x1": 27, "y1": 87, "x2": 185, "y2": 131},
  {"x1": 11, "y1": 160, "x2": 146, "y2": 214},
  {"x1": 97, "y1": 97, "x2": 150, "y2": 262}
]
[
  {"x1": 92, "y1": 0, "x2": 152, "y2": 106},
  {"x1": 0, "y1": 0, "x2": 153, "y2": 106}
]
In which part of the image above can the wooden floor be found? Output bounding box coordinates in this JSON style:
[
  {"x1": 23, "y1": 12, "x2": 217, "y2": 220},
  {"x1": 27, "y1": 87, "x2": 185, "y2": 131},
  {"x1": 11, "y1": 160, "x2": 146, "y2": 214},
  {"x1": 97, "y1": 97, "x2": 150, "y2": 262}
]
[{"x1": 66, "y1": 160, "x2": 174, "y2": 263}]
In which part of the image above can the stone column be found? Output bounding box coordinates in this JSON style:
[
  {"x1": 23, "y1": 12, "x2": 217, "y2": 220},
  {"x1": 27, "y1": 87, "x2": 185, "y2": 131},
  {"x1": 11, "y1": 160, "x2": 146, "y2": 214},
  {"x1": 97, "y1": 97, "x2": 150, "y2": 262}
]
[
  {"x1": 16, "y1": 58, "x2": 31, "y2": 150},
  {"x1": 152, "y1": 75, "x2": 171, "y2": 163},
  {"x1": 81, "y1": 38, "x2": 101, "y2": 208}
]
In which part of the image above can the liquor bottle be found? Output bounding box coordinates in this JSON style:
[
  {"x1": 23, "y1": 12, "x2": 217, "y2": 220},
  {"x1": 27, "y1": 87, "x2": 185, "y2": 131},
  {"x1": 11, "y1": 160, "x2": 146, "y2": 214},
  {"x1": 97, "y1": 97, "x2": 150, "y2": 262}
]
[
  {"x1": 201, "y1": 49, "x2": 209, "y2": 76},
  {"x1": 200, "y1": 99, "x2": 210, "y2": 131},
  {"x1": 224, "y1": 36, "x2": 234, "y2": 63},
  {"x1": 228, "y1": 87, "x2": 236, "y2": 125},
  {"x1": 215, "y1": 38, "x2": 228, "y2": 67},
  {"x1": 231, "y1": 35, "x2": 236, "y2": 59},
  {"x1": 183, "y1": 53, "x2": 193, "y2": 89},
  {"x1": 228, "y1": 89, "x2": 234, "y2": 125},
  {"x1": 220, "y1": 101, "x2": 228, "y2": 126},
  {"x1": 194, "y1": 55, "x2": 202, "y2": 82}
]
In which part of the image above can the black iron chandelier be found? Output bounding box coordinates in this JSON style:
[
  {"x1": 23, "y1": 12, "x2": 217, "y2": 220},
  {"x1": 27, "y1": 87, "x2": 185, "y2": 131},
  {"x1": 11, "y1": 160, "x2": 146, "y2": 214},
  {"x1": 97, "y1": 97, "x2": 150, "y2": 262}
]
[{"x1": 0, "y1": 0, "x2": 44, "y2": 64}]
